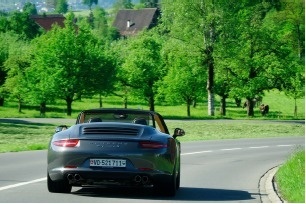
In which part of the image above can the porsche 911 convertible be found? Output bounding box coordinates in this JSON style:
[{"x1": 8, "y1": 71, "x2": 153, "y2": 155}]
[{"x1": 47, "y1": 108, "x2": 185, "y2": 196}]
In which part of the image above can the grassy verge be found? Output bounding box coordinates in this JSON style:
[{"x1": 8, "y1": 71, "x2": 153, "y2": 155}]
[
  {"x1": 0, "y1": 119, "x2": 304, "y2": 153},
  {"x1": 275, "y1": 148, "x2": 305, "y2": 203},
  {"x1": 0, "y1": 122, "x2": 54, "y2": 152},
  {"x1": 166, "y1": 120, "x2": 304, "y2": 142}
]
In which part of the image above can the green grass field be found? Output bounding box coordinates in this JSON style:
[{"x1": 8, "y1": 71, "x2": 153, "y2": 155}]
[{"x1": 0, "y1": 89, "x2": 304, "y2": 119}]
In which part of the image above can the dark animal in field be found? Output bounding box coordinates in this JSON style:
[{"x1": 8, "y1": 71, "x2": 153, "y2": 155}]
[{"x1": 260, "y1": 104, "x2": 269, "y2": 116}]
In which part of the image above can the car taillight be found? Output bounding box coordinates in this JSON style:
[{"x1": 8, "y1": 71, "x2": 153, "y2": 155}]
[
  {"x1": 53, "y1": 139, "x2": 80, "y2": 147},
  {"x1": 139, "y1": 141, "x2": 167, "y2": 149}
]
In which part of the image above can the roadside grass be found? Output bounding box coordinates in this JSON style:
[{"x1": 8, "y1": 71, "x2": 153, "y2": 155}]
[
  {"x1": 0, "y1": 122, "x2": 54, "y2": 153},
  {"x1": 275, "y1": 148, "x2": 305, "y2": 203},
  {"x1": 0, "y1": 89, "x2": 304, "y2": 119},
  {"x1": 166, "y1": 120, "x2": 305, "y2": 142},
  {"x1": 0, "y1": 119, "x2": 304, "y2": 153}
]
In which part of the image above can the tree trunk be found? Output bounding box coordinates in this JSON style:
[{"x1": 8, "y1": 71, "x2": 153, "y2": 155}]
[
  {"x1": 149, "y1": 95, "x2": 154, "y2": 111},
  {"x1": 18, "y1": 97, "x2": 22, "y2": 113},
  {"x1": 40, "y1": 101, "x2": 46, "y2": 116},
  {"x1": 66, "y1": 97, "x2": 73, "y2": 116},
  {"x1": 235, "y1": 98, "x2": 241, "y2": 107},
  {"x1": 123, "y1": 96, "x2": 127, "y2": 109},
  {"x1": 206, "y1": 46, "x2": 215, "y2": 116},
  {"x1": 207, "y1": 92, "x2": 215, "y2": 116},
  {"x1": 0, "y1": 97, "x2": 4, "y2": 106},
  {"x1": 193, "y1": 99, "x2": 197, "y2": 108},
  {"x1": 294, "y1": 98, "x2": 297, "y2": 117},
  {"x1": 99, "y1": 94, "x2": 102, "y2": 108},
  {"x1": 187, "y1": 104, "x2": 190, "y2": 117},
  {"x1": 220, "y1": 95, "x2": 226, "y2": 116},
  {"x1": 187, "y1": 99, "x2": 191, "y2": 117},
  {"x1": 246, "y1": 97, "x2": 254, "y2": 117}
]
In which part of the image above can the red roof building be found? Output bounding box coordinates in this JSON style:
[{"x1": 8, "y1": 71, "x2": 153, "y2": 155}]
[{"x1": 30, "y1": 14, "x2": 65, "y2": 31}]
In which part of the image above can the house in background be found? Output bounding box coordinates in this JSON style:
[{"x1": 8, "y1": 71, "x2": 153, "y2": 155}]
[
  {"x1": 112, "y1": 8, "x2": 160, "y2": 37},
  {"x1": 30, "y1": 14, "x2": 65, "y2": 31}
]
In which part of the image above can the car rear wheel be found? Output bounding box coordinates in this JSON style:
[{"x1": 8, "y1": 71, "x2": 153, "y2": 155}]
[
  {"x1": 154, "y1": 171, "x2": 177, "y2": 196},
  {"x1": 47, "y1": 174, "x2": 72, "y2": 193},
  {"x1": 176, "y1": 170, "x2": 180, "y2": 190}
]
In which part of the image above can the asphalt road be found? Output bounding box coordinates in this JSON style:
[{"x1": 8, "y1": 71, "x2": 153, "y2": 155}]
[{"x1": 0, "y1": 136, "x2": 304, "y2": 203}]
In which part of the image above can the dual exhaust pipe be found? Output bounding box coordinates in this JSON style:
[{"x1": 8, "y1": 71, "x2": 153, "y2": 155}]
[
  {"x1": 67, "y1": 174, "x2": 150, "y2": 185},
  {"x1": 134, "y1": 175, "x2": 149, "y2": 184},
  {"x1": 67, "y1": 174, "x2": 81, "y2": 182}
]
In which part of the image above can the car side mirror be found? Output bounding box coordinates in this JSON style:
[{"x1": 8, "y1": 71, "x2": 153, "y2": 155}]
[
  {"x1": 173, "y1": 128, "x2": 185, "y2": 138},
  {"x1": 55, "y1": 125, "x2": 68, "y2": 133}
]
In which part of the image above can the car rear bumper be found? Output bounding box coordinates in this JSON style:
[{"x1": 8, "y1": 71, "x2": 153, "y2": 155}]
[{"x1": 48, "y1": 167, "x2": 173, "y2": 187}]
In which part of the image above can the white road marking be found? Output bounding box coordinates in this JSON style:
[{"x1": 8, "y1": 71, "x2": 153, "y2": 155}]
[
  {"x1": 277, "y1": 144, "x2": 294, "y2": 147},
  {"x1": 0, "y1": 177, "x2": 46, "y2": 191},
  {"x1": 221, "y1": 148, "x2": 242, "y2": 151},
  {"x1": 249, "y1": 146, "x2": 269, "y2": 149},
  {"x1": 181, "y1": 150, "x2": 213, "y2": 155},
  {"x1": 182, "y1": 144, "x2": 296, "y2": 156}
]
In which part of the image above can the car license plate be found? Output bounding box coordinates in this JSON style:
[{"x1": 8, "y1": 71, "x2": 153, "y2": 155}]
[{"x1": 90, "y1": 159, "x2": 126, "y2": 167}]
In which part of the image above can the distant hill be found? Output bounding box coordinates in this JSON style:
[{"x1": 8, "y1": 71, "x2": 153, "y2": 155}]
[
  {"x1": 96, "y1": 0, "x2": 140, "y2": 8},
  {"x1": 0, "y1": 0, "x2": 140, "y2": 12}
]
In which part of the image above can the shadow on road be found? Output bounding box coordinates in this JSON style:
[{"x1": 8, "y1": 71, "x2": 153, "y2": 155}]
[
  {"x1": 0, "y1": 118, "x2": 53, "y2": 126},
  {"x1": 72, "y1": 186, "x2": 256, "y2": 202}
]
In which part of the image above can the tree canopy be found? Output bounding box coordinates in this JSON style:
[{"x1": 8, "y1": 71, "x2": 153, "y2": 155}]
[
  {"x1": 0, "y1": 0, "x2": 304, "y2": 118},
  {"x1": 27, "y1": 13, "x2": 116, "y2": 116},
  {"x1": 114, "y1": 30, "x2": 164, "y2": 111}
]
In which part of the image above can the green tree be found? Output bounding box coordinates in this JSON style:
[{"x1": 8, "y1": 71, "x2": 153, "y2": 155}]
[
  {"x1": 109, "y1": 38, "x2": 130, "y2": 108},
  {"x1": 215, "y1": 1, "x2": 288, "y2": 116},
  {"x1": 161, "y1": 0, "x2": 225, "y2": 116},
  {"x1": 0, "y1": 12, "x2": 9, "y2": 33},
  {"x1": 159, "y1": 38, "x2": 206, "y2": 117},
  {"x1": 0, "y1": 32, "x2": 20, "y2": 106},
  {"x1": 23, "y1": 2, "x2": 37, "y2": 15},
  {"x1": 83, "y1": 0, "x2": 98, "y2": 10},
  {"x1": 276, "y1": 0, "x2": 304, "y2": 59},
  {"x1": 90, "y1": 7, "x2": 120, "y2": 41},
  {"x1": 116, "y1": 31, "x2": 164, "y2": 111},
  {"x1": 55, "y1": 0, "x2": 68, "y2": 14},
  {"x1": 283, "y1": 63, "x2": 305, "y2": 117},
  {"x1": 140, "y1": 0, "x2": 159, "y2": 8},
  {"x1": 3, "y1": 40, "x2": 31, "y2": 113},
  {"x1": 113, "y1": 0, "x2": 134, "y2": 9},
  {"x1": 214, "y1": 69, "x2": 230, "y2": 116},
  {"x1": 1, "y1": 11, "x2": 41, "y2": 40},
  {"x1": 268, "y1": 0, "x2": 305, "y2": 117},
  {"x1": 29, "y1": 12, "x2": 116, "y2": 116}
]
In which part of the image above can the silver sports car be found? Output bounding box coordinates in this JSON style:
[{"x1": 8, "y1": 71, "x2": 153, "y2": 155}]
[{"x1": 47, "y1": 108, "x2": 185, "y2": 196}]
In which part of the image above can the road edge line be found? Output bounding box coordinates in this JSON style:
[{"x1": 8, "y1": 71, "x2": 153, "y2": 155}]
[{"x1": 0, "y1": 177, "x2": 46, "y2": 191}]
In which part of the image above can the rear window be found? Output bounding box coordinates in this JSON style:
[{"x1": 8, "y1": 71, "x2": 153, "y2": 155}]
[{"x1": 82, "y1": 112, "x2": 152, "y2": 126}]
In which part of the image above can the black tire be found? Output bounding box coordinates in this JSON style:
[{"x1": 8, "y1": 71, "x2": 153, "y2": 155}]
[
  {"x1": 176, "y1": 170, "x2": 180, "y2": 190},
  {"x1": 176, "y1": 158, "x2": 181, "y2": 190},
  {"x1": 154, "y1": 172, "x2": 177, "y2": 196},
  {"x1": 47, "y1": 174, "x2": 72, "y2": 193},
  {"x1": 167, "y1": 172, "x2": 177, "y2": 196}
]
